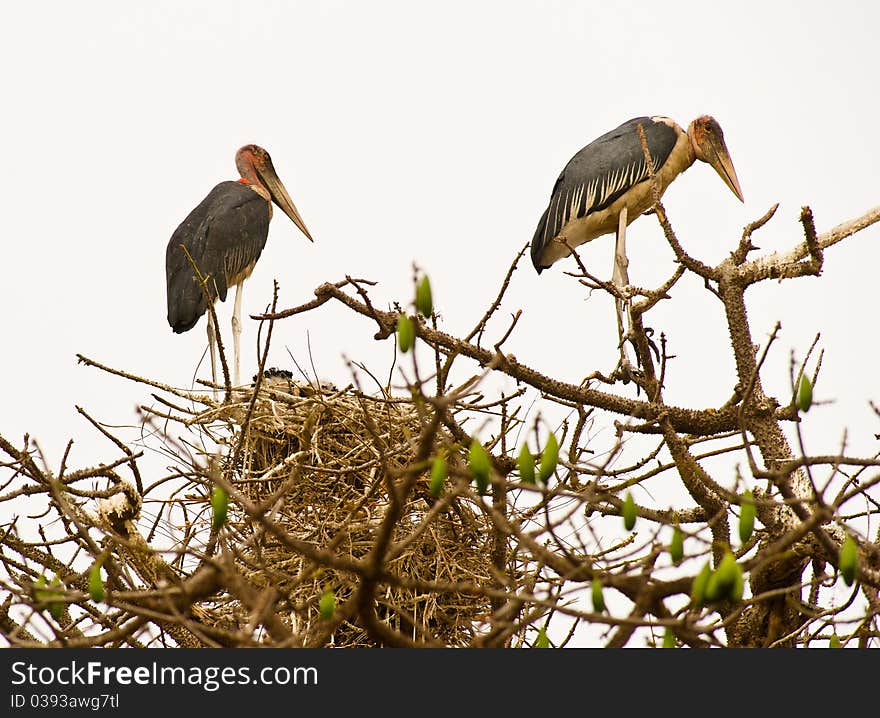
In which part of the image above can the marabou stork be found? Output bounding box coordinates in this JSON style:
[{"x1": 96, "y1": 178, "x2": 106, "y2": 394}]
[
  {"x1": 165, "y1": 144, "x2": 312, "y2": 392},
  {"x1": 530, "y1": 115, "x2": 743, "y2": 273}
]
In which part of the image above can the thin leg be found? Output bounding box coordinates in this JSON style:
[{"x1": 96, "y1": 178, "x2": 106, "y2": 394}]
[
  {"x1": 232, "y1": 282, "x2": 243, "y2": 387},
  {"x1": 612, "y1": 207, "x2": 630, "y2": 344},
  {"x1": 612, "y1": 207, "x2": 636, "y2": 378},
  {"x1": 612, "y1": 206, "x2": 629, "y2": 288},
  {"x1": 207, "y1": 312, "x2": 219, "y2": 400}
]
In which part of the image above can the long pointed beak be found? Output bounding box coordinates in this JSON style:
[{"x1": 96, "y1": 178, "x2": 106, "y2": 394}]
[
  {"x1": 258, "y1": 163, "x2": 314, "y2": 241},
  {"x1": 705, "y1": 137, "x2": 744, "y2": 203}
]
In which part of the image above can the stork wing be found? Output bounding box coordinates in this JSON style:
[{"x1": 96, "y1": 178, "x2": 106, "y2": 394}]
[
  {"x1": 531, "y1": 117, "x2": 678, "y2": 270},
  {"x1": 165, "y1": 182, "x2": 269, "y2": 333}
]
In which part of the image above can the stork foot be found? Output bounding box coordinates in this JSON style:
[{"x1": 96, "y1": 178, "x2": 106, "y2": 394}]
[{"x1": 613, "y1": 358, "x2": 646, "y2": 389}]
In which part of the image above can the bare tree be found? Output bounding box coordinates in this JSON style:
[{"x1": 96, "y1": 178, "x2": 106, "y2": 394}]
[{"x1": 2, "y1": 197, "x2": 879, "y2": 648}]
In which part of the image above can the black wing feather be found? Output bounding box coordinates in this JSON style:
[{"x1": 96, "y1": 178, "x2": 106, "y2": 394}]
[
  {"x1": 165, "y1": 181, "x2": 270, "y2": 333},
  {"x1": 531, "y1": 117, "x2": 678, "y2": 271}
]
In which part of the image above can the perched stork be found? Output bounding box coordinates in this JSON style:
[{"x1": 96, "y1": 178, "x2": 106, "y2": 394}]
[
  {"x1": 530, "y1": 115, "x2": 743, "y2": 273},
  {"x1": 166, "y1": 144, "x2": 312, "y2": 391}
]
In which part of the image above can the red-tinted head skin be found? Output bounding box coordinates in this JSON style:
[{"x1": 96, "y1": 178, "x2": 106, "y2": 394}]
[
  {"x1": 235, "y1": 145, "x2": 313, "y2": 241},
  {"x1": 687, "y1": 116, "x2": 744, "y2": 202}
]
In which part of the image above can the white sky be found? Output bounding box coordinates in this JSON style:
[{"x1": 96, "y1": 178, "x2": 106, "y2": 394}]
[{"x1": 1, "y1": 2, "x2": 878, "y2": 496}]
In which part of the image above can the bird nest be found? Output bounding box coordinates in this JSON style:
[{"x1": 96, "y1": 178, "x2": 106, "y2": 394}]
[{"x1": 208, "y1": 370, "x2": 495, "y2": 646}]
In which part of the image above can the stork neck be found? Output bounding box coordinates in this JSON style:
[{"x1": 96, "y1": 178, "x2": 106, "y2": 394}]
[
  {"x1": 685, "y1": 125, "x2": 703, "y2": 164},
  {"x1": 237, "y1": 177, "x2": 270, "y2": 202},
  {"x1": 679, "y1": 131, "x2": 697, "y2": 172}
]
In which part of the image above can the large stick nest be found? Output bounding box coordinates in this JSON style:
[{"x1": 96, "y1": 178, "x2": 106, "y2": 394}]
[{"x1": 207, "y1": 371, "x2": 496, "y2": 646}]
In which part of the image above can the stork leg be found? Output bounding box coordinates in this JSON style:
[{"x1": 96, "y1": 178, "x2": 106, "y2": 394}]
[
  {"x1": 612, "y1": 207, "x2": 631, "y2": 338},
  {"x1": 612, "y1": 206, "x2": 629, "y2": 286},
  {"x1": 612, "y1": 207, "x2": 635, "y2": 379},
  {"x1": 232, "y1": 281, "x2": 244, "y2": 387},
  {"x1": 206, "y1": 311, "x2": 219, "y2": 400}
]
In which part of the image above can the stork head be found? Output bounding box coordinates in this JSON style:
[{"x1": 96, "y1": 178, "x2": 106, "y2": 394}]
[
  {"x1": 687, "y1": 116, "x2": 744, "y2": 202},
  {"x1": 235, "y1": 144, "x2": 314, "y2": 241}
]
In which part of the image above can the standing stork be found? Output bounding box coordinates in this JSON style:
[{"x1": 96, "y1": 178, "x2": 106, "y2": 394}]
[
  {"x1": 530, "y1": 115, "x2": 743, "y2": 274},
  {"x1": 165, "y1": 144, "x2": 312, "y2": 392},
  {"x1": 530, "y1": 115, "x2": 743, "y2": 377}
]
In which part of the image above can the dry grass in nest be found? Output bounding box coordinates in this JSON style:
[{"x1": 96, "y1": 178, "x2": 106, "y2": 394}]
[{"x1": 210, "y1": 371, "x2": 495, "y2": 646}]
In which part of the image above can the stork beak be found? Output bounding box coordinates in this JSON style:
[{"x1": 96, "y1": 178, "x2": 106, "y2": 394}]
[
  {"x1": 258, "y1": 161, "x2": 314, "y2": 242},
  {"x1": 703, "y1": 135, "x2": 744, "y2": 203}
]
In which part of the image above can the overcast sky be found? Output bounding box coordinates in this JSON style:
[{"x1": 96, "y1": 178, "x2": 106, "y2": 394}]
[{"x1": 1, "y1": 2, "x2": 878, "y2": 488}]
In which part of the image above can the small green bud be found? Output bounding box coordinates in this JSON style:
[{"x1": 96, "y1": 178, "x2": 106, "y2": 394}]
[
  {"x1": 705, "y1": 551, "x2": 739, "y2": 603},
  {"x1": 704, "y1": 573, "x2": 720, "y2": 603},
  {"x1": 796, "y1": 374, "x2": 813, "y2": 412},
  {"x1": 534, "y1": 627, "x2": 550, "y2": 648},
  {"x1": 517, "y1": 444, "x2": 535, "y2": 484},
  {"x1": 429, "y1": 456, "x2": 447, "y2": 497},
  {"x1": 729, "y1": 562, "x2": 745, "y2": 603},
  {"x1": 828, "y1": 634, "x2": 841, "y2": 648},
  {"x1": 537, "y1": 432, "x2": 559, "y2": 484},
  {"x1": 839, "y1": 535, "x2": 858, "y2": 586},
  {"x1": 691, "y1": 562, "x2": 712, "y2": 608},
  {"x1": 662, "y1": 628, "x2": 676, "y2": 648},
  {"x1": 591, "y1": 578, "x2": 605, "y2": 613},
  {"x1": 622, "y1": 491, "x2": 637, "y2": 531},
  {"x1": 739, "y1": 490, "x2": 756, "y2": 543},
  {"x1": 88, "y1": 562, "x2": 105, "y2": 603},
  {"x1": 318, "y1": 589, "x2": 335, "y2": 620},
  {"x1": 415, "y1": 275, "x2": 433, "y2": 318},
  {"x1": 670, "y1": 526, "x2": 684, "y2": 565},
  {"x1": 468, "y1": 440, "x2": 491, "y2": 495},
  {"x1": 211, "y1": 486, "x2": 228, "y2": 530},
  {"x1": 397, "y1": 313, "x2": 415, "y2": 353}
]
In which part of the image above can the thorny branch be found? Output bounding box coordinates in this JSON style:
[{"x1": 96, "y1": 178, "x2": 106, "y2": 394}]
[{"x1": 1, "y1": 204, "x2": 879, "y2": 648}]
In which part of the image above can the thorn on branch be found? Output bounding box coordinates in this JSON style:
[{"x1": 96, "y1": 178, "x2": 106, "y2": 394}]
[
  {"x1": 800, "y1": 205, "x2": 823, "y2": 273},
  {"x1": 734, "y1": 203, "x2": 779, "y2": 265}
]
